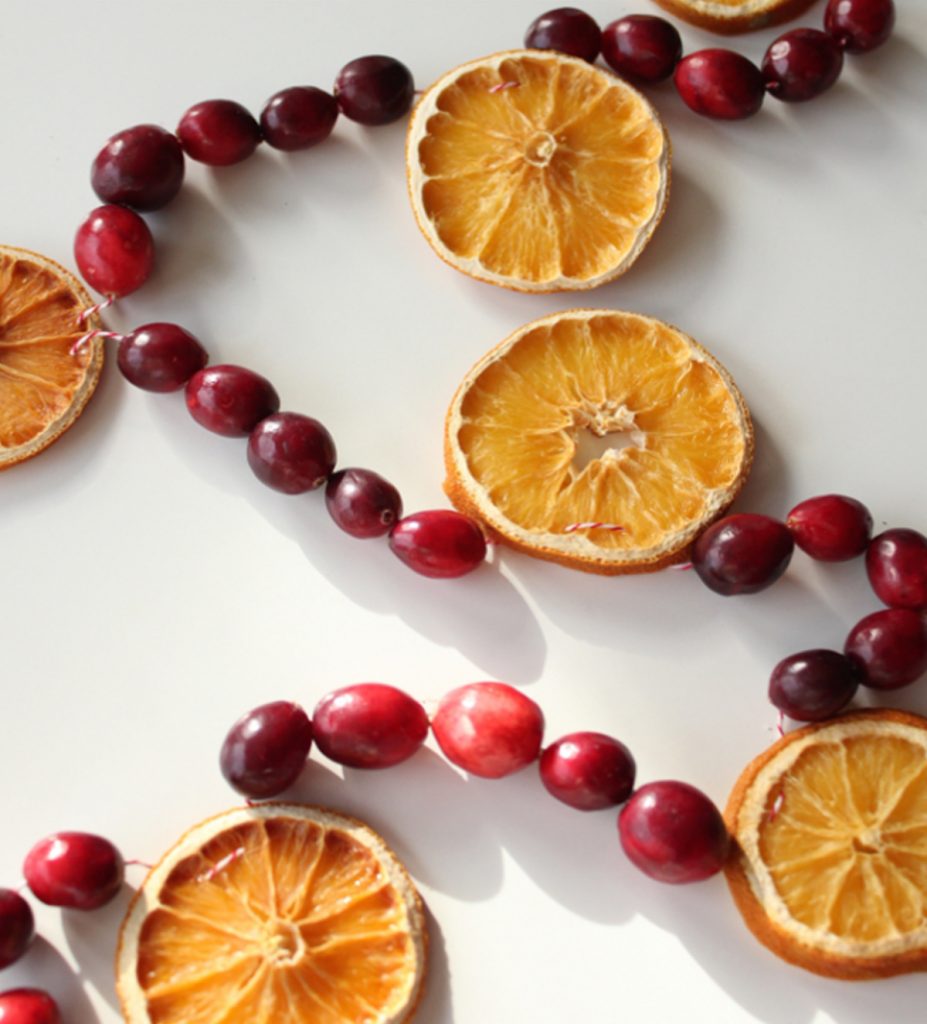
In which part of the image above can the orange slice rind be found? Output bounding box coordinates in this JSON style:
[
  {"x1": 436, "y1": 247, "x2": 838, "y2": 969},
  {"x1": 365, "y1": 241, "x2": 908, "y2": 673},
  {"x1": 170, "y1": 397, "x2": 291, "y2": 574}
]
[{"x1": 650, "y1": 0, "x2": 818, "y2": 34}]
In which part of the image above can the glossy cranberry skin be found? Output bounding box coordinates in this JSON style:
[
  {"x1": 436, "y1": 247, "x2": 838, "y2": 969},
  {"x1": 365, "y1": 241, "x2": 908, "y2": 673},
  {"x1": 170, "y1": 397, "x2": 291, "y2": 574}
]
[
  {"x1": 23, "y1": 833, "x2": 123, "y2": 910},
  {"x1": 117, "y1": 322, "x2": 208, "y2": 392},
  {"x1": 389, "y1": 510, "x2": 487, "y2": 578},
  {"x1": 185, "y1": 365, "x2": 280, "y2": 437},
  {"x1": 786, "y1": 494, "x2": 872, "y2": 561},
  {"x1": 0, "y1": 989, "x2": 61, "y2": 1024},
  {"x1": 866, "y1": 529, "x2": 927, "y2": 611},
  {"x1": 763, "y1": 29, "x2": 844, "y2": 102},
  {"x1": 219, "y1": 701, "x2": 313, "y2": 798},
  {"x1": 674, "y1": 50, "x2": 765, "y2": 120},
  {"x1": 91, "y1": 124, "x2": 184, "y2": 211},
  {"x1": 325, "y1": 469, "x2": 402, "y2": 538},
  {"x1": 692, "y1": 513, "x2": 794, "y2": 596},
  {"x1": 312, "y1": 684, "x2": 429, "y2": 769},
  {"x1": 618, "y1": 781, "x2": 729, "y2": 884},
  {"x1": 432, "y1": 682, "x2": 544, "y2": 779},
  {"x1": 769, "y1": 649, "x2": 861, "y2": 721},
  {"x1": 524, "y1": 7, "x2": 602, "y2": 63},
  {"x1": 247, "y1": 413, "x2": 336, "y2": 494},
  {"x1": 845, "y1": 609, "x2": 927, "y2": 689},
  {"x1": 539, "y1": 732, "x2": 636, "y2": 811},
  {"x1": 74, "y1": 204, "x2": 154, "y2": 297},
  {"x1": 333, "y1": 56, "x2": 415, "y2": 126},
  {"x1": 0, "y1": 890, "x2": 33, "y2": 969},
  {"x1": 601, "y1": 15, "x2": 682, "y2": 84},
  {"x1": 825, "y1": 0, "x2": 895, "y2": 54},
  {"x1": 177, "y1": 99, "x2": 261, "y2": 165},
  {"x1": 260, "y1": 87, "x2": 339, "y2": 150}
]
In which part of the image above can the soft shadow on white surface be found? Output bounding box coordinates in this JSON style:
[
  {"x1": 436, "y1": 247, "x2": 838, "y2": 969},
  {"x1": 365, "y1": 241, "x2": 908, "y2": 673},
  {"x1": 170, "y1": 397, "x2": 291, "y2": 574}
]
[{"x1": 3, "y1": 937, "x2": 100, "y2": 1024}]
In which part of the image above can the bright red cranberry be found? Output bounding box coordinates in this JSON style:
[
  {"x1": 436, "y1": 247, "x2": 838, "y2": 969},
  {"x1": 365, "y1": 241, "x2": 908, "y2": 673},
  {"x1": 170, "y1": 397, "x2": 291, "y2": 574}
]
[
  {"x1": 177, "y1": 99, "x2": 261, "y2": 165},
  {"x1": 260, "y1": 87, "x2": 339, "y2": 150},
  {"x1": 692, "y1": 513, "x2": 794, "y2": 595},
  {"x1": 786, "y1": 494, "x2": 872, "y2": 561},
  {"x1": 618, "y1": 781, "x2": 729, "y2": 884},
  {"x1": 91, "y1": 124, "x2": 184, "y2": 211},
  {"x1": 325, "y1": 468, "x2": 402, "y2": 538},
  {"x1": 674, "y1": 50, "x2": 765, "y2": 120},
  {"x1": 769, "y1": 649, "x2": 861, "y2": 721},
  {"x1": 524, "y1": 7, "x2": 602, "y2": 63},
  {"x1": 23, "y1": 833, "x2": 123, "y2": 910},
  {"x1": 845, "y1": 609, "x2": 927, "y2": 689},
  {"x1": 117, "y1": 322, "x2": 208, "y2": 392},
  {"x1": 219, "y1": 701, "x2": 313, "y2": 798},
  {"x1": 312, "y1": 684, "x2": 429, "y2": 769},
  {"x1": 763, "y1": 29, "x2": 844, "y2": 102},
  {"x1": 74, "y1": 205, "x2": 154, "y2": 297},
  {"x1": 866, "y1": 529, "x2": 927, "y2": 611},
  {"x1": 0, "y1": 890, "x2": 33, "y2": 969},
  {"x1": 432, "y1": 682, "x2": 544, "y2": 779},
  {"x1": 389, "y1": 510, "x2": 487, "y2": 578},
  {"x1": 539, "y1": 732, "x2": 636, "y2": 811},
  {"x1": 825, "y1": 0, "x2": 895, "y2": 54},
  {"x1": 247, "y1": 413, "x2": 336, "y2": 494},
  {"x1": 185, "y1": 365, "x2": 280, "y2": 437},
  {"x1": 0, "y1": 989, "x2": 61, "y2": 1024},
  {"x1": 334, "y1": 56, "x2": 415, "y2": 126},
  {"x1": 601, "y1": 15, "x2": 682, "y2": 84}
]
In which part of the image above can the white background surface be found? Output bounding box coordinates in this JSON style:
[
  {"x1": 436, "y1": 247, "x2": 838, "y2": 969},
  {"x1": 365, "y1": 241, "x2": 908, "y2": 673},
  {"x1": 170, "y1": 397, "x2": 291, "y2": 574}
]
[{"x1": 2, "y1": 1, "x2": 926, "y2": 1021}]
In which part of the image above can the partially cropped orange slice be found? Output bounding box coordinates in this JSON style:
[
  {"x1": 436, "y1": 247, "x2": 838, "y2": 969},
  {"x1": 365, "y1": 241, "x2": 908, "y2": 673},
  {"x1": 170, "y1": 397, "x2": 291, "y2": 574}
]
[
  {"x1": 444, "y1": 309, "x2": 753, "y2": 574},
  {"x1": 0, "y1": 244, "x2": 104, "y2": 469},
  {"x1": 650, "y1": 0, "x2": 817, "y2": 34},
  {"x1": 117, "y1": 804, "x2": 427, "y2": 1023},
  {"x1": 725, "y1": 710, "x2": 927, "y2": 979},
  {"x1": 407, "y1": 51, "x2": 669, "y2": 292}
]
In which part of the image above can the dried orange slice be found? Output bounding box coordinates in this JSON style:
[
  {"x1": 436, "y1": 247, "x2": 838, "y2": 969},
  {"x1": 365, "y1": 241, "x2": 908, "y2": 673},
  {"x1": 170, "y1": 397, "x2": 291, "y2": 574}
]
[
  {"x1": 725, "y1": 709, "x2": 927, "y2": 979},
  {"x1": 0, "y1": 244, "x2": 104, "y2": 469},
  {"x1": 406, "y1": 50, "x2": 669, "y2": 292},
  {"x1": 117, "y1": 804, "x2": 427, "y2": 1023},
  {"x1": 650, "y1": 0, "x2": 817, "y2": 34},
  {"x1": 444, "y1": 309, "x2": 753, "y2": 574}
]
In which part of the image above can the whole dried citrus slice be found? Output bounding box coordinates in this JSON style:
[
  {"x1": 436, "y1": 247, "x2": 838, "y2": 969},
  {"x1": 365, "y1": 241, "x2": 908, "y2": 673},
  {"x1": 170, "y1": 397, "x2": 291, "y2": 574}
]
[
  {"x1": 725, "y1": 709, "x2": 927, "y2": 979},
  {"x1": 406, "y1": 50, "x2": 669, "y2": 292},
  {"x1": 117, "y1": 804, "x2": 427, "y2": 1023},
  {"x1": 650, "y1": 0, "x2": 817, "y2": 34},
  {"x1": 0, "y1": 244, "x2": 104, "y2": 469},
  {"x1": 444, "y1": 309, "x2": 753, "y2": 574}
]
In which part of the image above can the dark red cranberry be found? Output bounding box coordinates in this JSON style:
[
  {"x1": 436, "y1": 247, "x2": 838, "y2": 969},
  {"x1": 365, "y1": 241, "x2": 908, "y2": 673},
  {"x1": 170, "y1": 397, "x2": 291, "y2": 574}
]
[
  {"x1": 91, "y1": 124, "x2": 184, "y2": 211},
  {"x1": 692, "y1": 514, "x2": 794, "y2": 596},
  {"x1": 825, "y1": 0, "x2": 895, "y2": 54},
  {"x1": 325, "y1": 468, "x2": 403, "y2": 538},
  {"x1": 524, "y1": 7, "x2": 602, "y2": 63},
  {"x1": 117, "y1": 322, "x2": 208, "y2": 392},
  {"x1": 0, "y1": 890, "x2": 34, "y2": 969},
  {"x1": 177, "y1": 99, "x2": 262, "y2": 165},
  {"x1": 260, "y1": 87, "x2": 339, "y2": 150},
  {"x1": 23, "y1": 833, "x2": 123, "y2": 910},
  {"x1": 866, "y1": 529, "x2": 927, "y2": 611},
  {"x1": 786, "y1": 494, "x2": 872, "y2": 561},
  {"x1": 389, "y1": 510, "x2": 487, "y2": 578},
  {"x1": 185, "y1": 365, "x2": 280, "y2": 437},
  {"x1": 219, "y1": 701, "x2": 313, "y2": 798},
  {"x1": 845, "y1": 609, "x2": 927, "y2": 689},
  {"x1": 674, "y1": 49, "x2": 765, "y2": 120},
  {"x1": 334, "y1": 56, "x2": 415, "y2": 126},
  {"x1": 312, "y1": 684, "x2": 429, "y2": 769},
  {"x1": 74, "y1": 205, "x2": 154, "y2": 297},
  {"x1": 769, "y1": 649, "x2": 861, "y2": 721},
  {"x1": 247, "y1": 413, "x2": 336, "y2": 494},
  {"x1": 0, "y1": 989, "x2": 61, "y2": 1024},
  {"x1": 601, "y1": 15, "x2": 682, "y2": 84},
  {"x1": 763, "y1": 29, "x2": 844, "y2": 102},
  {"x1": 539, "y1": 732, "x2": 636, "y2": 810}
]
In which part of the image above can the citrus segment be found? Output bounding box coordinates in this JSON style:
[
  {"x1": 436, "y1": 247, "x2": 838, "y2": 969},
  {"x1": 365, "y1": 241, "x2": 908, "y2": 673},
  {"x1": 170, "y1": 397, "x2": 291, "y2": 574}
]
[
  {"x1": 650, "y1": 0, "x2": 817, "y2": 34},
  {"x1": 407, "y1": 51, "x2": 669, "y2": 292},
  {"x1": 117, "y1": 804, "x2": 427, "y2": 1024}
]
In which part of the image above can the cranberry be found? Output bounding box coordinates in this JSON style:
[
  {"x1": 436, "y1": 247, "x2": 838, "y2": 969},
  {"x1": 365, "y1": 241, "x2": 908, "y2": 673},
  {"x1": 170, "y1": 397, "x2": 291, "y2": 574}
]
[
  {"x1": 524, "y1": 7, "x2": 602, "y2": 63},
  {"x1": 618, "y1": 781, "x2": 729, "y2": 884},
  {"x1": 219, "y1": 701, "x2": 313, "y2": 798},
  {"x1": 866, "y1": 528, "x2": 927, "y2": 611},
  {"x1": 389, "y1": 510, "x2": 487, "y2": 578},
  {"x1": 185, "y1": 365, "x2": 280, "y2": 437},
  {"x1": 825, "y1": 0, "x2": 895, "y2": 54},
  {"x1": 117, "y1": 322, "x2": 208, "y2": 392},
  {"x1": 769, "y1": 649, "x2": 861, "y2": 721},
  {"x1": 247, "y1": 413, "x2": 336, "y2": 494},
  {"x1": 90, "y1": 124, "x2": 184, "y2": 211},
  {"x1": 325, "y1": 468, "x2": 402, "y2": 538},
  {"x1": 0, "y1": 989, "x2": 61, "y2": 1024},
  {"x1": 674, "y1": 50, "x2": 765, "y2": 120},
  {"x1": 0, "y1": 890, "x2": 33, "y2": 969},
  {"x1": 763, "y1": 29, "x2": 844, "y2": 102},
  {"x1": 74, "y1": 204, "x2": 154, "y2": 297},
  {"x1": 23, "y1": 833, "x2": 123, "y2": 910},
  {"x1": 431, "y1": 682, "x2": 544, "y2": 779},
  {"x1": 601, "y1": 15, "x2": 682, "y2": 84},
  {"x1": 845, "y1": 609, "x2": 927, "y2": 689},
  {"x1": 539, "y1": 732, "x2": 636, "y2": 811},
  {"x1": 312, "y1": 684, "x2": 429, "y2": 769},
  {"x1": 786, "y1": 494, "x2": 872, "y2": 561},
  {"x1": 333, "y1": 56, "x2": 415, "y2": 126},
  {"x1": 692, "y1": 513, "x2": 794, "y2": 596},
  {"x1": 177, "y1": 99, "x2": 262, "y2": 165},
  {"x1": 260, "y1": 87, "x2": 339, "y2": 150}
]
